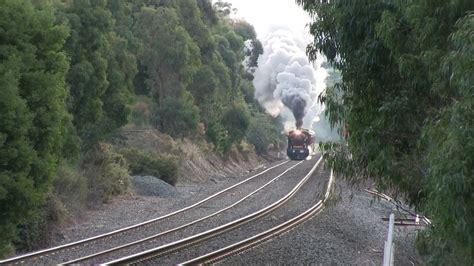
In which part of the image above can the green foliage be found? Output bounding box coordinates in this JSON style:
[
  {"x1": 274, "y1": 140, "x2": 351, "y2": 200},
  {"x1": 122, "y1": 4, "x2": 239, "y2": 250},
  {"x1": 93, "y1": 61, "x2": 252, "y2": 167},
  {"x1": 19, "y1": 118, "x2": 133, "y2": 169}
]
[
  {"x1": 59, "y1": 0, "x2": 136, "y2": 148},
  {"x1": 61, "y1": 0, "x2": 113, "y2": 145},
  {"x1": 298, "y1": 0, "x2": 474, "y2": 263},
  {"x1": 101, "y1": 33, "x2": 136, "y2": 132},
  {"x1": 14, "y1": 194, "x2": 67, "y2": 253},
  {"x1": 206, "y1": 121, "x2": 232, "y2": 153},
  {"x1": 1, "y1": 0, "x2": 268, "y2": 256},
  {"x1": 213, "y1": 0, "x2": 235, "y2": 17},
  {"x1": 215, "y1": 32, "x2": 244, "y2": 90},
  {"x1": 81, "y1": 144, "x2": 130, "y2": 203},
  {"x1": 53, "y1": 162, "x2": 88, "y2": 214},
  {"x1": 119, "y1": 148, "x2": 179, "y2": 186},
  {"x1": 0, "y1": 0, "x2": 69, "y2": 257},
  {"x1": 175, "y1": 0, "x2": 215, "y2": 57},
  {"x1": 153, "y1": 91, "x2": 200, "y2": 137},
  {"x1": 188, "y1": 66, "x2": 218, "y2": 105},
  {"x1": 197, "y1": 0, "x2": 218, "y2": 25},
  {"x1": 134, "y1": 6, "x2": 201, "y2": 104},
  {"x1": 246, "y1": 112, "x2": 283, "y2": 155},
  {"x1": 419, "y1": 13, "x2": 474, "y2": 264},
  {"x1": 221, "y1": 102, "x2": 250, "y2": 143},
  {"x1": 248, "y1": 39, "x2": 263, "y2": 70},
  {"x1": 233, "y1": 20, "x2": 257, "y2": 40},
  {"x1": 240, "y1": 79, "x2": 255, "y2": 103},
  {"x1": 0, "y1": 61, "x2": 32, "y2": 258},
  {"x1": 129, "y1": 0, "x2": 262, "y2": 154}
]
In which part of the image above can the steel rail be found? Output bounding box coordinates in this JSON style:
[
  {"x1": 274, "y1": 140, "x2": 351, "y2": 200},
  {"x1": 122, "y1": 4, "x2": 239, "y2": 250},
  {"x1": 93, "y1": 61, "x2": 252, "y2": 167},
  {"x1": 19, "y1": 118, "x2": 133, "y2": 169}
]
[
  {"x1": 181, "y1": 170, "x2": 335, "y2": 265},
  {"x1": 0, "y1": 160, "x2": 290, "y2": 265},
  {"x1": 105, "y1": 156, "x2": 323, "y2": 265},
  {"x1": 62, "y1": 161, "x2": 305, "y2": 264}
]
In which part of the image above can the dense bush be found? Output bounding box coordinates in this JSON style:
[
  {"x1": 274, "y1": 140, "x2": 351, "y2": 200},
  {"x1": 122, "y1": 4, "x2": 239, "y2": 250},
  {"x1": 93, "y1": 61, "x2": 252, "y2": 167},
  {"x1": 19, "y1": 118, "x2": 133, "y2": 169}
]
[
  {"x1": 14, "y1": 195, "x2": 68, "y2": 253},
  {"x1": 206, "y1": 121, "x2": 232, "y2": 153},
  {"x1": 221, "y1": 102, "x2": 250, "y2": 144},
  {"x1": 119, "y1": 148, "x2": 179, "y2": 186},
  {"x1": 13, "y1": 146, "x2": 131, "y2": 253},
  {"x1": 297, "y1": 0, "x2": 474, "y2": 263},
  {"x1": 82, "y1": 144, "x2": 130, "y2": 203},
  {"x1": 246, "y1": 112, "x2": 283, "y2": 155},
  {"x1": 153, "y1": 92, "x2": 200, "y2": 137},
  {"x1": 0, "y1": 0, "x2": 272, "y2": 257},
  {"x1": 0, "y1": 0, "x2": 69, "y2": 257}
]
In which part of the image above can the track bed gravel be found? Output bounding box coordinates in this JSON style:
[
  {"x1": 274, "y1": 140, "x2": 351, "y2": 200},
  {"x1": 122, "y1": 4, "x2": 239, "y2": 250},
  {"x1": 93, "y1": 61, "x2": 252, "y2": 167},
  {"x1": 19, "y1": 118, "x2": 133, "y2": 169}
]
[
  {"x1": 48, "y1": 158, "x2": 420, "y2": 265},
  {"x1": 50, "y1": 160, "x2": 288, "y2": 247},
  {"x1": 225, "y1": 178, "x2": 421, "y2": 265},
  {"x1": 155, "y1": 156, "x2": 327, "y2": 265},
  {"x1": 82, "y1": 160, "x2": 308, "y2": 264}
]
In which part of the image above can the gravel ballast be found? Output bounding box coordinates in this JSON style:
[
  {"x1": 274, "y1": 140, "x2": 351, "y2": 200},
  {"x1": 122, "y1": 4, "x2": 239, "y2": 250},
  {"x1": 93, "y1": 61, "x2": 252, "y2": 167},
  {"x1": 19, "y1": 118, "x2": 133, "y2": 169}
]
[
  {"x1": 224, "y1": 178, "x2": 421, "y2": 265},
  {"x1": 155, "y1": 156, "x2": 328, "y2": 265},
  {"x1": 35, "y1": 160, "x2": 296, "y2": 264},
  {"x1": 44, "y1": 157, "x2": 421, "y2": 264},
  {"x1": 129, "y1": 176, "x2": 178, "y2": 197}
]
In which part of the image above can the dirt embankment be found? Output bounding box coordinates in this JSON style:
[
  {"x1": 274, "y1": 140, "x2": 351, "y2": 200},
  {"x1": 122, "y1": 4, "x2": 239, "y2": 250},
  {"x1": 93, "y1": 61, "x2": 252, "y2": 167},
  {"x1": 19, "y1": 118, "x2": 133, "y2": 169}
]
[{"x1": 119, "y1": 129, "x2": 271, "y2": 184}]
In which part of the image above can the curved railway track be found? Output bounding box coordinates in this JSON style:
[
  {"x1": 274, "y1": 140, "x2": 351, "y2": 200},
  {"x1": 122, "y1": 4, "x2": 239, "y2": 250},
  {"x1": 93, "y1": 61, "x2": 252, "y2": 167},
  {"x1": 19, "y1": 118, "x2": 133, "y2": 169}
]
[
  {"x1": 181, "y1": 170, "x2": 334, "y2": 265},
  {"x1": 61, "y1": 160, "x2": 305, "y2": 264},
  {"x1": 0, "y1": 160, "x2": 291, "y2": 265},
  {"x1": 104, "y1": 156, "x2": 325, "y2": 265}
]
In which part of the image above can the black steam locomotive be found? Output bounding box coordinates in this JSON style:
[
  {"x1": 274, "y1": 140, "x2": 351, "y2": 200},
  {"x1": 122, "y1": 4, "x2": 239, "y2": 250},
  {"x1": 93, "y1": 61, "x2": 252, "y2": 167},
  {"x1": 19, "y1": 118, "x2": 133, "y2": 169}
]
[{"x1": 286, "y1": 129, "x2": 315, "y2": 160}]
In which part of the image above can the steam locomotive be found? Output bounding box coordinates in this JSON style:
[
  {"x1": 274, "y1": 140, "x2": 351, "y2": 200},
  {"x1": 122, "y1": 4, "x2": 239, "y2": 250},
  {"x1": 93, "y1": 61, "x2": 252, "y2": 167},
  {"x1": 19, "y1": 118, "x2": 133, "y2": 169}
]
[{"x1": 286, "y1": 129, "x2": 315, "y2": 160}]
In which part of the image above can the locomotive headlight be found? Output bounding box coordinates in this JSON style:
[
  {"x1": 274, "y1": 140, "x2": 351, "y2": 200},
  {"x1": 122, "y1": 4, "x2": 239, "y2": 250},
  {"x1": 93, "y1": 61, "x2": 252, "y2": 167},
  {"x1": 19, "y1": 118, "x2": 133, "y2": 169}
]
[{"x1": 294, "y1": 130, "x2": 301, "y2": 135}]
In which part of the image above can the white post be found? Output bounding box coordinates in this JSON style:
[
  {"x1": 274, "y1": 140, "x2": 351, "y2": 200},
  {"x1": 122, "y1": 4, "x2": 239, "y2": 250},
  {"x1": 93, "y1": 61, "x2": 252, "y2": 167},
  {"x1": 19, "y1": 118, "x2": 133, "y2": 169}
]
[{"x1": 383, "y1": 213, "x2": 395, "y2": 266}]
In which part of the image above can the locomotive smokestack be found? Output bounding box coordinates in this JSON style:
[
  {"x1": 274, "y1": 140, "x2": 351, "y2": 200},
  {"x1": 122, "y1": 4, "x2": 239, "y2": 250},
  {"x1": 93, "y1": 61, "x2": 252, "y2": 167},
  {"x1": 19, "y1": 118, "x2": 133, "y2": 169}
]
[
  {"x1": 296, "y1": 120, "x2": 303, "y2": 129},
  {"x1": 282, "y1": 94, "x2": 305, "y2": 128}
]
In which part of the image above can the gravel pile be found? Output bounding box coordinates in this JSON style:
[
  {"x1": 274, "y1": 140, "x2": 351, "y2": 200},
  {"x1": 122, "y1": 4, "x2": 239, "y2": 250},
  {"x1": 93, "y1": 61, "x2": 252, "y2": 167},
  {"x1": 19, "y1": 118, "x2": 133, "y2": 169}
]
[{"x1": 129, "y1": 176, "x2": 178, "y2": 197}]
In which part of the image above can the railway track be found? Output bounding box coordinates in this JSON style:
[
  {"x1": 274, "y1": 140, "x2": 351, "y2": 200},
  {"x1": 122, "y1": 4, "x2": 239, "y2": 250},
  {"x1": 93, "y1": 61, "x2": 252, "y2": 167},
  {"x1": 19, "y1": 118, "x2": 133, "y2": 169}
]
[
  {"x1": 182, "y1": 170, "x2": 334, "y2": 265},
  {"x1": 103, "y1": 156, "x2": 325, "y2": 265},
  {"x1": 61, "y1": 160, "x2": 306, "y2": 264},
  {"x1": 0, "y1": 160, "x2": 292, "y2": 265}
]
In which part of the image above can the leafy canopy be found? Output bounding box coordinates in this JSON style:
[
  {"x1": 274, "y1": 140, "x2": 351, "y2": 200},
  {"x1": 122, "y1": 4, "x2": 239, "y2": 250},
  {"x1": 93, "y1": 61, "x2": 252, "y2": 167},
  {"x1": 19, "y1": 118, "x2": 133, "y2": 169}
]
[
  {"x1": 0, "y1": 0, "x2": 69, "y2": 256},
  {"x1": 297, "y1": 0, "x2": 474, "y2": 263}
]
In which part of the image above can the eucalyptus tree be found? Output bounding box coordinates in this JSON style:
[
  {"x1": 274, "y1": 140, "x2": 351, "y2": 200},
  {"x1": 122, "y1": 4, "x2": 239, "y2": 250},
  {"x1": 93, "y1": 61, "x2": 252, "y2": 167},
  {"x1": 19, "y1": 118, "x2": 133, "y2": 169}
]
[
  {"x1": 297, "y1": 0, "x2": 474, "y2": 262},
  {"x1": 60, "y1": 0, "x2": 112, "y2": 145},
  {"x1": 133, "y1": 6, "x2": 201, "y2": 106},
  {"x1": 0, "y1": 0, "x2": 69, "y2": 256}
]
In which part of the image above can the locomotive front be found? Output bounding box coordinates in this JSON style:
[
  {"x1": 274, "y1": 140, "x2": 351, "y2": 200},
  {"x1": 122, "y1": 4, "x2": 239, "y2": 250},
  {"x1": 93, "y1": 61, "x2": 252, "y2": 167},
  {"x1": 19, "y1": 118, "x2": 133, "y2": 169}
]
[{"x1": 286, "y1": 129, "x2": 314, "y2": 160}]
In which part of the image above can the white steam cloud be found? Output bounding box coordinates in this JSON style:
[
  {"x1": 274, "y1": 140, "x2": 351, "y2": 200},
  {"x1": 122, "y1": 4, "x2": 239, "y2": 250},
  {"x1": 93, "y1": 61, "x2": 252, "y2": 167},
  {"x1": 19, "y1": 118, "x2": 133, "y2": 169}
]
[
  {"x1": 220, "y1": 0, "x2": 341, "y2": 142},
  {"x1": 254, "y1": 27, "x2": 328, "y2": 130}
]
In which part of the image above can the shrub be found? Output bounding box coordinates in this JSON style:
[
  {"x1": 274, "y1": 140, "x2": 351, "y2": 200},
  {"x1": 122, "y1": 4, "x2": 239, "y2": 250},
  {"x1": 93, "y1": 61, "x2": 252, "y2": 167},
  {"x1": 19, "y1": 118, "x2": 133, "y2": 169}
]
[
  {"x1": 206, "y1": 121, "x2": 232, "y2": 153},
  {"x1": 82, "y1": 144, "x2": 131, "y2": 203},
  {"x1": 246, "y1": 113, "x2": 283, "y2": 155},
  {"x1": 53, "y1": 162, "x2": 88, "y2": 214},
  {"x1": 119, "y1": 148, "x2": 179, "y2": 186},
  {"x1": 152, "y1": 92, "x2": 200, "y2": 137},
  {"x1": 14, "y1": 194, "x2": 68, "y2": 252},
  {"x1": 221, "y1": 102, "x2": 250, "y2": 143}
]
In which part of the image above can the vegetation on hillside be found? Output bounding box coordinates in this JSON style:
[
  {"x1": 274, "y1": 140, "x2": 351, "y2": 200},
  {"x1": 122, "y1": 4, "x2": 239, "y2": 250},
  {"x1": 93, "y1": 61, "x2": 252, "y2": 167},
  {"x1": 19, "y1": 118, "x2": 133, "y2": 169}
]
[
  {"x1": 0, "y1": 0, "x2": 281, "y2": 257},
  {"x1": 297, "y1": 0, "x2": 473, "y2": 263},
  {"x1": 0, "y1": 0, "x2": 70, "y2": 255}
]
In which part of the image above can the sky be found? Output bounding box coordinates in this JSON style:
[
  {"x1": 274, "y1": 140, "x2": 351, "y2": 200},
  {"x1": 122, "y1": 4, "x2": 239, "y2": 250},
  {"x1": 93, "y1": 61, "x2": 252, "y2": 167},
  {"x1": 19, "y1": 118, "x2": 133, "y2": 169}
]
[{"x1": 224, "y1": 0, "x2": 312, "y2": 38}]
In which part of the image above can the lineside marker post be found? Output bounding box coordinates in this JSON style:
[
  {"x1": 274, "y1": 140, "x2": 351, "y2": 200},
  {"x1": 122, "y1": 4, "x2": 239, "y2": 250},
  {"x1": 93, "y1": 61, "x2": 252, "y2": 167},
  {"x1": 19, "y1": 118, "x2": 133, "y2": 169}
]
[{"x1": 383, "y1": 213, "x2": 395, "y2": 266}]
